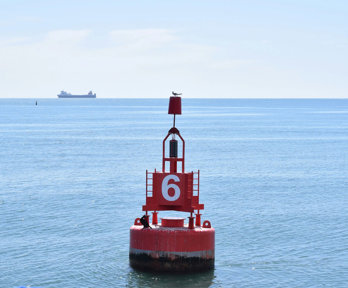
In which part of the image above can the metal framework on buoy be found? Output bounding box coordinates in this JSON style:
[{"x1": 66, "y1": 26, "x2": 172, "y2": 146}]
[{"x1": 129, "y1": 93, "x2": 215, "y2": 273}]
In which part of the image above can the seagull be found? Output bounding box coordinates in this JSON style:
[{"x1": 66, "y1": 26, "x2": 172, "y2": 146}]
[{"x1": 172, "y1": 91, "x2": 182, "y2": 96}]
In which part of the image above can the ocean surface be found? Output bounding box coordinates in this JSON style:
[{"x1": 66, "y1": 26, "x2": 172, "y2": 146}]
[{"x1": 0, "y1": 98, "x2": 347, "y2": 288}]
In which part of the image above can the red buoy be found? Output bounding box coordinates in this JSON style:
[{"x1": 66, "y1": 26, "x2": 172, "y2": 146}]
[{"x1": 129, "y1": 93, "x2": 215, "y2": 272}]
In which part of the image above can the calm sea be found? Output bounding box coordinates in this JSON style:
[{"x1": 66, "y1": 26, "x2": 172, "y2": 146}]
[{"x1": 0, "y1": 98, "x2": 347, "y2": 288}]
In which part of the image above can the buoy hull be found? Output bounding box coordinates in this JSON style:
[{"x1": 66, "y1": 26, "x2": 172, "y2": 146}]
[{"x1": 129, "y1": 225, "x2": 215, "y2": 272}]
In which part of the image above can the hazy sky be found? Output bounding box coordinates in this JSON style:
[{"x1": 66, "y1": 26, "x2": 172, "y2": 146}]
[{"x1": 0, "y1": 0, "x2": 347, "y2": 98}]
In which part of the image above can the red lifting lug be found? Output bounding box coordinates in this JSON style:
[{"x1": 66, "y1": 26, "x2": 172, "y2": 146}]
[{"x1": 134, "y1": 218, "x2": 142, "y2": 226}]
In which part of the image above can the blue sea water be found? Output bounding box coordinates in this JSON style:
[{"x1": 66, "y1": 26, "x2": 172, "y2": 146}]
[{"x1": 0, "y1": 98, "x2": 347, "y2": 288}]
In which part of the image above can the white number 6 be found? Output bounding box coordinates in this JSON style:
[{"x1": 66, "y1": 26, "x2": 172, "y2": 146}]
[{"x1": 162, "y1": 175, "x2": 181, "y2": 201}]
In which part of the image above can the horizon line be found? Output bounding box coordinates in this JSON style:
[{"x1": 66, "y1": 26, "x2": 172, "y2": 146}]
[{"x1": 1, "y1": 97, "x2": 348, "y2": 100}]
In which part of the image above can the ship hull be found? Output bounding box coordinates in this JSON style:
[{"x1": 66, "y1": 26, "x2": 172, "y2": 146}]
[{"x1": 58, "y1": 94, "x2": 96, "y2": 98}]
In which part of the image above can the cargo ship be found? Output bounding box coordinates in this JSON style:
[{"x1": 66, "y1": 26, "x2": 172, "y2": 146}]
[{"x1": 57, "y1": 90, "x2": 96, "y2": 98}]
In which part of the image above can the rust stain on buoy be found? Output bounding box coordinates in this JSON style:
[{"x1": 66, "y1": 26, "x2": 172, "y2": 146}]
[{"x1": 129, "y1": 93, "x2": 215, "y2": 273}]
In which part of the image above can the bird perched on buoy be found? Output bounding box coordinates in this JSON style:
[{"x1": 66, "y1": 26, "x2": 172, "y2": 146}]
[
  {"x1": 140, "y1": 215, "x2": 151, "y2": 229},
  {"x1": 172, "y1": 91, "x2": 182, "y2": 96}
]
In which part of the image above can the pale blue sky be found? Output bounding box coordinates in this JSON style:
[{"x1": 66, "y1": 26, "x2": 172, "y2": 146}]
[{"x1": 0, "y1": 0, "x2": 347, "y2": 98}]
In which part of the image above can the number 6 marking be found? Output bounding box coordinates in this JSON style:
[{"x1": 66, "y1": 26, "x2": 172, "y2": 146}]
[{"x1": 162, "y1": 175, "x2": 180, "y2": 201}]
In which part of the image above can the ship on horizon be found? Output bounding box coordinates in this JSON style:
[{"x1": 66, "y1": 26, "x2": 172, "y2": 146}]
[{"x1": 57, "y1": 90, "x2": 96, "y2": 98}]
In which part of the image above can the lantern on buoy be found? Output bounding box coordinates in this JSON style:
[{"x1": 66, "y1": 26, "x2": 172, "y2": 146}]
[{"x1": 129, "y1": 93, "x2": 215, "y2": 272}]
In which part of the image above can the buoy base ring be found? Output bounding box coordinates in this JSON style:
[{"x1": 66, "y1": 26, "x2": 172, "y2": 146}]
[
  {"x1": 129, "y1": 224, "x2": 215, "y2": 273},
  {"x1": 129, "y1": 249, "x2": 214, "y2": 272}
]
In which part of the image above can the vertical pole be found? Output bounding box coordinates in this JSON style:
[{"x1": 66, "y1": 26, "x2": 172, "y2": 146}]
[
  {"x1": 188, "y1": 212, "x2": 194, "y2": 229},
  {"x1": 182, "y1": 141, "x2": 185, "y2": 172},
  {"x1": 146, "y1": 170, "x2": 148, "y2": 198},
  {"x1": 145, "y1": 211, "x2": 150, "y2": 225},
  {"x1": 152, "y1": 211, "x2": 158, "y2": 225},
  {"x1": 195, "y1": 211, "x2": 201, "y2": 227},
  {"x1": 198, "y1": 170, "x2": 200, "y2": 198},
  {"x1": 170, "y1": 159, "x2": 177, "y2": 173},
  {"x1": 162, "y1": 139, "x2": 165, "y2": 172}
]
